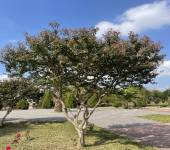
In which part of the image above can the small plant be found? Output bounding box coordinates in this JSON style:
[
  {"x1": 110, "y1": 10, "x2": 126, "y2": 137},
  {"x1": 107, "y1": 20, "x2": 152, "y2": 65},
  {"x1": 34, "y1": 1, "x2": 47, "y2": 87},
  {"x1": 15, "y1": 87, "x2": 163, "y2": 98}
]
[
  {"x1": 12, "y1": 132, "x2": 21, "y2": 144},
  {"x1": 87, "y1": 123, "x2": 94, "y2": 131},
  {"x1": 16, "y1": 99, "x2": 29, "y2": 110},
  {"x1": 25, "y1": 130, "x2": 31, "y2": 140}
]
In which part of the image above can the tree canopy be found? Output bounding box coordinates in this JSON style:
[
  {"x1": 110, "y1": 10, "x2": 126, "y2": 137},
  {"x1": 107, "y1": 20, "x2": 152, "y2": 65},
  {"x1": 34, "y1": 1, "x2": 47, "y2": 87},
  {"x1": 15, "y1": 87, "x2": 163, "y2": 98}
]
[
  {"x1": 0, "y1": 79, "x2": 41, "y2": 126},
  {"x1": 0, "y1": 22, "x2": 164, "y2": 146}
]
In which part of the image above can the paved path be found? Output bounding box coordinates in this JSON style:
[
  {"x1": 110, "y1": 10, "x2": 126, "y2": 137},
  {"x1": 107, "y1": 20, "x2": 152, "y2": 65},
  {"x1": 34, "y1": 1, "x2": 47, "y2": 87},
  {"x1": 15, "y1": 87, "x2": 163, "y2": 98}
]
[
  {"x1": 89, "y1": 108, "x2": 170, "y2": 149},
  {"x1": 1, "y1": 108, "x2": 170, "y2": 149}
]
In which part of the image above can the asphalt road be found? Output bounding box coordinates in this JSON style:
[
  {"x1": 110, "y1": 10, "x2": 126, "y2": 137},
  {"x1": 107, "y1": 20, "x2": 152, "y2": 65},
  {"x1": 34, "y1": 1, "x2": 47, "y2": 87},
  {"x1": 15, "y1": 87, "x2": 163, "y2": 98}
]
[{"x1": 0, "y1": 107, "x2": 169, "y2": 127}]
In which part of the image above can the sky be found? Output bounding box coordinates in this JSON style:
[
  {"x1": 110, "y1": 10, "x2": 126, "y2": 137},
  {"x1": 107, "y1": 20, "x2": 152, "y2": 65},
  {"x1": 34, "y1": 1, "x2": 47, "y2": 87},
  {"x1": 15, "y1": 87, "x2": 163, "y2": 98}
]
[{"x1": 0, "y1": 0, "x2": 170, "y2": 90}]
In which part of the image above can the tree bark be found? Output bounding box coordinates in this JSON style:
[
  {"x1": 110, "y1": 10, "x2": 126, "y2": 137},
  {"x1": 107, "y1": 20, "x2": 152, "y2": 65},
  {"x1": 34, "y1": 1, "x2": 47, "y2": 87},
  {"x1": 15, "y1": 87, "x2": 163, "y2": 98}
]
[
  {"x1": 53, "y1": 91, "x2": 62, "y2": 112},
  {"x1": 76, "y1": 128, "x2": 85, "y2": 147},
  {"x1": 52, "y1": 91, "x2": 104, "y2": 147},
  {"x1": 0, "y1": 107, "x2": 12, "y2": 127}
]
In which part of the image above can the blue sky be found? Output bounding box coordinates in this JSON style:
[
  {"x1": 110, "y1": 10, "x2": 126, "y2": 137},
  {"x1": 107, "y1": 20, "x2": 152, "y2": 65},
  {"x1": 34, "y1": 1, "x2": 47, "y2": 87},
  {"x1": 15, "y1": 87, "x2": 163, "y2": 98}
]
[{"x1": 0, "y1": 0, "x2": 170, "y2": 90}]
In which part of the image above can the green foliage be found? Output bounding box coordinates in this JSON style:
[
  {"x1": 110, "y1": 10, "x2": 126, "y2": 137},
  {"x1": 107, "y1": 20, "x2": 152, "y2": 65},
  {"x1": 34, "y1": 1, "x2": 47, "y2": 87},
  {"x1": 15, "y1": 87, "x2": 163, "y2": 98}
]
[
  {"x1": 41, "y1": 90, "x2": 54, "y2": 109},
  {"x1": 0, "y1": 80, "x2": 27, "y2": 109},
  {"x1": 133, "y1": 99, "x2": 146, "y2": 108},
  {"x1": 121, "y1": 87, "x2": 138, "y2": 100},
  {"x1": 147, "y1": 90, "x2": 164, "y2": 104},
  {"x1": 120, "y1": 87, "x2": 153, "y2": 108},
  {"x1": 112, "y1": 100, "x2": 122, "y2": 108},
  {"x1": 87, "y1": 94, "x2": 97, "y2": 107},
  {"x1": 63, "y1": 91, "x2": 74, "y2": 108},
  {"x1": 1, "y1": 24, "x2": 164, "y2": 106},
  {"x1": 0, "y1": 22, "x2": 164, "y2": 146},
  {"x1": 0, "y1": 79, "x2": 42, "y2": 126},
  {"x1": 120, "y1": 86, "x2": 138, "y2": 108},
  {"x1": 102, "y1": 94, "x2": 122, "y2": 107},
  {"x1": 16, "y1": 99, "x2": 29, "y2": 110},
  {"x1": 160, "y1": 103, "x2": 168, "y2": 107},
  {"x1": 162, "y1": 89, "x2": 170, "y2": 102}
]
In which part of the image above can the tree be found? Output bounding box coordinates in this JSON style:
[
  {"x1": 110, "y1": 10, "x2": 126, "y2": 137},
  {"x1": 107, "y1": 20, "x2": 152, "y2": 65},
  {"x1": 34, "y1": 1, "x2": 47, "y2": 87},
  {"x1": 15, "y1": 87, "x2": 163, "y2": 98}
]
[
  {"x1": 150, "y1": 90, "x2": 163, "y2": 104},
  {"x1": 120, "y1": 87, "x2": 151, "y2": 108},
  {"x1": 0, "y1": 80, "x2": 19, "y2": 127},
  {"x1": 0, "y1": 79, "x2": 40, "y2": 126},
  {"x1": 41, "y1": 90, "x2": 54, "y2": 108},
  {"x1": 162, "y1": 88, "x2": 170, "y2": 103},
  {"x1": 136, "y1": 88, "x2": 150, "y2": 107},
  {"x1": 1, "y1": 23, "x2": 164, "y2": 147},
  {"x1": 121, "y1": 86, "x2": 138, "y2": 108}
]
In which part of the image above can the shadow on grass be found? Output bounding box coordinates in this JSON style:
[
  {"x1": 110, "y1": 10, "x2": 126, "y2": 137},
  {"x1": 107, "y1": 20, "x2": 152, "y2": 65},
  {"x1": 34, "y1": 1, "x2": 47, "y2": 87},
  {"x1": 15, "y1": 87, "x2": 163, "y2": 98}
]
[
  {"x1": 0, "y1": 122, "x2": 32, "y2": 137},
  {"x1": 0, "y1": 121, "x2": 153, "y2": 149},
  {"x1": 0, "y1": 119, "x2": 66, "y2": 138},
  {"x1": 85, "y1": 127, "x2": 147, "y2": 149}
]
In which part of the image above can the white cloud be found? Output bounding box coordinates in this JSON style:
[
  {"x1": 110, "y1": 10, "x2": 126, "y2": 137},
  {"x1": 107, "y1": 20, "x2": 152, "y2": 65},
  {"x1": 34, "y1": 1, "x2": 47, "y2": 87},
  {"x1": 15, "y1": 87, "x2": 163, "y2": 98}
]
[
  {"x1": 8, "y1": 40, "x2": 18, "y2": 43},
  {"x1": 96, "y1": 0, "x2": 170, "y2": 37},
  {"x1": 158, "y1": 60, "x2": 170, "y2": 76},
  {"x1": 0, "y1": 74, "x2": 8, "y2": 81}
]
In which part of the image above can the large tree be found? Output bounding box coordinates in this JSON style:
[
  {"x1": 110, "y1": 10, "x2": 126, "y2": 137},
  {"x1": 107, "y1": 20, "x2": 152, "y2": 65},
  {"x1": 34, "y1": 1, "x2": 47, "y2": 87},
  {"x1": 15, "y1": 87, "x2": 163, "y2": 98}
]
[{"x1": 1, "y1": 23, "x2": 164, "y2": 147}]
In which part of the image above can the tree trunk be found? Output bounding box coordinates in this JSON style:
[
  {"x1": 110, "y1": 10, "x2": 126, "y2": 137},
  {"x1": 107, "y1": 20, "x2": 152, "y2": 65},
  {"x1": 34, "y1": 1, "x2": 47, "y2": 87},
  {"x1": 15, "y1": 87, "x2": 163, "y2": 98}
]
[
  {"x1": 75, "y1": 109, "x2": 88, "y2": 148},
  {"x1": 76, "y1": 128, "x2": 85, "y2": 147},
  {"x1": 53, "y1": 91, "x2": 62, "y2": 112},
  {"x1": 54, "y1": 98, "x2": 62, "y2": 112},
  {"x1": 0, "y1": 107, "x2": 12, "y2": 127}
]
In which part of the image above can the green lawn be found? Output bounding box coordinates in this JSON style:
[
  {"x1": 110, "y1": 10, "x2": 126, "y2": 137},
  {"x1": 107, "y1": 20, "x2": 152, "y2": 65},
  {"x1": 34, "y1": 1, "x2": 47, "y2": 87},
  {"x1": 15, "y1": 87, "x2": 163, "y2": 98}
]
[
  {"x1": 0, "y1": 122, "x2": 155, "y2": 150},
  {"x1": 140, "y1": 114, "x2": 170, "y2": 123}
]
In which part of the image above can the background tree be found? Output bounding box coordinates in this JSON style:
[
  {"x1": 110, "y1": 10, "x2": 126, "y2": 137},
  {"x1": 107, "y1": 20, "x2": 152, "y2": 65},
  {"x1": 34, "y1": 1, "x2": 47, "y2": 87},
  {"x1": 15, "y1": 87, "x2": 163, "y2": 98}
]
[
  {"x1": 0, "y1": 79, "x2": 41, "y2": 127},
  {"x1": 63, "y1": 91, "x2": 75, "y2": 108},
  {"x1": 136, "y1": 88, "x2": 150, "y2": 107},
  {"x1": 16, "y1": 99, "x2": 29, "y2": 110},
  {"x1": 102, "y1": 94, "x2": 123, "y2": 107},
  {"x1": 1, "y1": 23, "x2": 164, "y2": 147},
  {"x1": 162, "y1": 88, "x2": 170, "y2": 104},
  {"x1": 121, "y1": 87, "x2": 151, "y2": 108},
  {"x1": 41, "y1": 90, "x2": 54, "y2": 109},
  {"x1": 149, "y1": 90, "x2": 163, "y2": 104},
  {"x1": 121, "y1": 86, "x2": 138, "y2": 108},
  {"x1": 0, "y1": 80, "x2": 19, "y2": 127}
]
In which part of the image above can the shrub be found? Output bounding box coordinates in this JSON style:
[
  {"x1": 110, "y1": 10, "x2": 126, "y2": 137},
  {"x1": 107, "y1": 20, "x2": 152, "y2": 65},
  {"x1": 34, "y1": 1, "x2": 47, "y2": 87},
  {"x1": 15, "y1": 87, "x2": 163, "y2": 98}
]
[
  {"x1": 41, "y1": 90, "x2": 54, "y2": 109},
  {"x1": 16, "y1": 99, "x2": 29, "y2": 110},
  {"x1": 102, "y1": 94, "x2": 123, "y2": 107},
  {"x1": 112, "y1": 100, "x2": 122, "y2": 107},
  {"x1": 160, "y1": 103, "x2": 168, "y2": 107},
  {"x1": 134, "y1": 99, "x2": 147, "y2": 108},
  {"x1": 37, "y1": 99, "x2": 43, "y2": 108},
  {"x1": 63, "y1": 92, "x2": 74, "y2": 108}
]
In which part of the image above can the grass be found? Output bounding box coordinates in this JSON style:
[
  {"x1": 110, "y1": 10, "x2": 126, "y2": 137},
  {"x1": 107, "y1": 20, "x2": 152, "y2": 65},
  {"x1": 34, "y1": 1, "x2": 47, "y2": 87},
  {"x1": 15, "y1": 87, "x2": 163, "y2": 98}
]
[
  {"x1": 0, "y1": 122, "x2": 155, "y2": 150},
  {"x1": 140, "y1": 114, "x2": 170, "y2": 123}
]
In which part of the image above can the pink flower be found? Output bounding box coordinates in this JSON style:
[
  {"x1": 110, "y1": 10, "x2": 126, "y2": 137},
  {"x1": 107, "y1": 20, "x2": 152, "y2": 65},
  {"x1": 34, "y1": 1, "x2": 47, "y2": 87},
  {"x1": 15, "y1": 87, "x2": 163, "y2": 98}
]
[{"x1": 6, "y1": 144, "x2": 11, "y2": 150}]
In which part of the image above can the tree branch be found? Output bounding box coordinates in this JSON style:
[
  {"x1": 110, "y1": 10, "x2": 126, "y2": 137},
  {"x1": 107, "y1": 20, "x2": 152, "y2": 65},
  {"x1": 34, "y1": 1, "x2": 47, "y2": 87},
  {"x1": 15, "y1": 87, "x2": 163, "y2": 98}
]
[
  {"x1": 53, "y1": 93, "x2": 75, "y2": 126},
  {"x1": 0, "y1": 107, "x2": 12, "y2": 127},
  {"x1": 86, "y1": 93, "x2": 106, "y2": 119}
]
